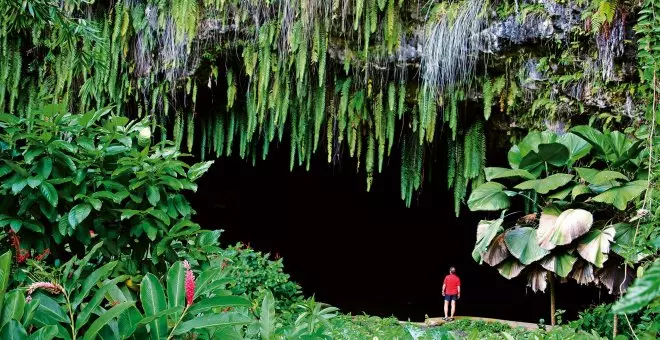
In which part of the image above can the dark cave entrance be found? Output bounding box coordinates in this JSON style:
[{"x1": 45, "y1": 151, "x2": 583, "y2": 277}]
[{"x1": 189, "y1": 131, "x2": 610, "y2": 324}]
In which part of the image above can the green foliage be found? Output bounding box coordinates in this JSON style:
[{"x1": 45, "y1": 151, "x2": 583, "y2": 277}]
[
  {"x1": 613, "y1": 259, "x2": 660, "y2": 314},
  {"x1": 0, "y1": 248, "x2": 252, "y2": 339},
  {"x1": 218, "y1": 243, "x2": 302, "y2": 313},
  {"x1": 468, "y1": 127, "x2": 650, "y2": 294},
  {"x1": 0, "y1": 107, "x2": 211, "y2": 272}
]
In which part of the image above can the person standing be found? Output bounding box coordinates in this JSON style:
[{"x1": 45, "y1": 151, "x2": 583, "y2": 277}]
[{"x1": 442, "y1": 266, "x2": 461, "y2": 321}]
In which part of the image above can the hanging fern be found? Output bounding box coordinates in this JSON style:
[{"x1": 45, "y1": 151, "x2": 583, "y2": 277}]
[
  {"x1": 214, "y1": 113, "x2": 225, "y2": 158},
  {"x1": 186, "y1": 111, "x2": 195, "y2": 153},
  {"x1": 226, "y1": 110, "x2": 236, "y2": 156},
  {"x1": 172, "y1": 0, "x2": 199, "y2": 47},
  {"x1": 446, "y1": 136, "x2": 456, "y2": 189},
  {"x1": 174, "y1": 111, "x2": 183, "y2": 150},
  {"x1": 355, "y1": 0, "x2": 365, "y2": 31},
  {"x1": 397, "y1": 82, "x2": 406, "y2": 119},
  {"x1": 482, "y1": 78, "x2": 492, "y2": 120}
]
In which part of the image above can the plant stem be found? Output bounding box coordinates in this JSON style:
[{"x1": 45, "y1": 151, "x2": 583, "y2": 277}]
[
  {"x1": 64, "y1": 291, "x2": 77, "y2": 340},
  {"x1": 549, "y1": 273, "x2": 556, "y2": 327},
  {"x1": 167, "y1": 305, "x2": 189, "y2": 340}
]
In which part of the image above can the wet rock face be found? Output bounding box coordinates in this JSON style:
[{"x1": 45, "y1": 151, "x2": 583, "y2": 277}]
[{"x1": 482, "y1": 14, "x2": 555, "y2": 53}]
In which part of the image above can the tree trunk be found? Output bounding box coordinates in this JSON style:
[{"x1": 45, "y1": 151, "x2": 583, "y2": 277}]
[
  {"x1": 613, "y1": 313, "x2": 618, "y2": 338},
  {"x1": 549, "y1": 274, "x2": 556, "y2": 326}
]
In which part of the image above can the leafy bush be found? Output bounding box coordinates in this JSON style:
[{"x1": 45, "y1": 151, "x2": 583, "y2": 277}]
[
  {"x1": 330, "y1": 315, "x2": 412, "y2": 339},
  {"x1": 0, "y1": 106, "x2": 212, "y2": 273},
  {"x1": 219, "y1": 242, "x2": 302, "y2": 312},
  {"x1": 0, "y1": 246, "x2": 254, "y2": 338}
]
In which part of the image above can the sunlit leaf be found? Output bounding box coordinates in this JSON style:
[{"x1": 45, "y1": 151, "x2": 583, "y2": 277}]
[
  {"x1": 577, "y1": 227, "x2": 615, "y2": 267},
  {"x1": 467, "y1": 182, "x2": 510, "y2": 211},
  {"x1": 536, "y1": 208, "x2": 593, "y2": 250},
  {"x1": 557, "y1": 132, "x2": 591, "y2": 162},
  {"x1": 592, "y1": 180, "x2": 647, "y2": 210},
  {"x1": 140, "y1": 274, "x2": 167, "y2": 340},
  {"x1": 172, "y1": 312, "x2": 251, "y2": 335},
  {"x1": 484, "y1": 167, "x2": 536, "y2": 181},
  {"x1": 514, "y1": 173, "x2": 574, "y2": 194},
  {"x1": 472, "y1": 218, "x2": 504, "y2": 263},
  {"x1": 540, "y1": 251, "x2": 577, "y2": 277}
]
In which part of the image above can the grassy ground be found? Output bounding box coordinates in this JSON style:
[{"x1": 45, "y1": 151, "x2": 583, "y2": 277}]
[{"x1": 328, "y1": 315, "x2": 606, "y2": 339}]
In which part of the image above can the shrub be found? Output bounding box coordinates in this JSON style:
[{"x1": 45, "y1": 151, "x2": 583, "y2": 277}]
[
  {"x1": 0, "y1": 106, "x2": 212, "y2": 274},
  {"x1": 219, "y1": 242, "x2": 302, "y2": 313}
]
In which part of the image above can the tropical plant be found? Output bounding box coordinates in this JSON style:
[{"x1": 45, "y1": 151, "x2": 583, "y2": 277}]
[
  {"x1": 0, "y1": 105, "x2": 212, "y2": 272},
  {"x1": 219, "y1": 242, "x2": 302, "y2": 313},
  {"x1": 283, "y1": 296, "x2": 339, "y2": 339},
  {"x1": 468, "y1": 127, "x2": 649, "y2": 325},
  {"x1": 0, "y1": 245, "x2": 254, "y2": 339}
]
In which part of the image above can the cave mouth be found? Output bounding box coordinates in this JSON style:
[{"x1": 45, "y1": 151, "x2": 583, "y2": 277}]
[{"x1": 190, "y1": 141, "x2": 609, "y2": 323}]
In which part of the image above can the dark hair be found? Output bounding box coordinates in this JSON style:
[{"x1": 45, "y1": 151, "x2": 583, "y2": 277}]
[{"x1": 450, "y1": 267, "x2": 456, "y2": 274}]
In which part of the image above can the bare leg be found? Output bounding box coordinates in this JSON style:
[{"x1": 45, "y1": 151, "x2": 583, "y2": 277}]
[
  {"x1": 444, "y1": 300, "x2": 449, "y2": 319},
  {"x1": 451, "y1": 300, "x2": 456, "y2": 318}
]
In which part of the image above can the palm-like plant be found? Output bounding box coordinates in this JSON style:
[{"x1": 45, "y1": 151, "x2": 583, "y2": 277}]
[{"x1": 468, "y1": 126, "x2": 649, "y2": 325}]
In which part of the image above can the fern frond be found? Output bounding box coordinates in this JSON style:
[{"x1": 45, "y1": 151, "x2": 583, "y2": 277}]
[
  {"x1": 214, "y1": 113, "x2": 225, "y2": 157},
  {"x1": 186, "y1": 111, "x2": 195, "y2": 153},
  {"x1": 482, "y1": 78, "x2": 492, "y2": 120}
]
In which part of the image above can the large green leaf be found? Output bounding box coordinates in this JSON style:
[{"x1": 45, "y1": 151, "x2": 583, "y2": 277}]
[
  {"x1": 140, "y1": 274, "x2": 167, "y2": 340},
  {"x1": 81, "y1": 301, "x2": 135, "y2": 340},
  {"x1": 172, "y1": 312, "x2": 252, "y2": 335},
  {"x1": 187, "y1": 161, "x2": 214, "y2": 181},
  {"x1": 484, "y1": 168, "x2": 536, "y2": 181},
  {"x1": 0, "y1": 320, "x2": 27, "y2": 340},
  {"x1": 571, "y1": 125, "x2": 608, "y2": 158},
  {"x1": 27, "y1": 325, "x2": 58, "y2": 340},
  {"x1": 39, "y1": 182, "x2": 58, "y2": 207},
  {"x1": 504, "y1": 227, "x2": 550, "y2": 265},
  {"x1": 519, "y1": 143, "x2": 570, "y2": 169},
  {"x1": 68, "y1": 203, "x2": 92, "y2": 228},
  {"x1": 467, "y1": 182, "x2": 510, "y2": 211},
  {"x1": 536, "y1": 208, "x2": 593, "y2": 250},
  {"x1": 146, "y1": 186, "x2": 160, "y2": 207},
  {"x1": 612, "y1": 259, "x2": 660, "y2": 314},
  {"x1": 260, "y1": 291, "x2": 276, "y2": 340},
  {"x1": 72, "y1": 261, "x2": 118, "y2": 309},
  {"x1": 35, "y1": 158, "x2": 53, "y2": 179},
  {"x1": 497, "y1": 259, "x2": 526, "y2": 279},
  {"x1": 557, "y1": 132, "x2": 591, "y2": 162},
  {"x1": 186, "y1": 296, "x2": 251, "y2": 315},
  {"x1": 577, "y1": 227, "x2": 615, "y2": 267},
  {"x1": 540, "y1": 251, "x2": 577, "y2": 277},
  {"x1": 571, "y1": 184, "x2": 592, "y2": 200},
  {"x1": 482, "y1": 233, "x2": 510, "y2": 267},
  {"x1": 592, "y1": 180, "x2": 647, "y2": 210},
  {"x1": 1, "y1": 290, "x2": 25, "y2": 330},
  {"x1": 76, "y1": 275, "x2": 128, "y2": 328},
  {"x1": 0, "y1": 251, "x2": 11, "y2": 310},
  {"x1": 30, "y1": 293, "x2": 68, "y2": 326},
  {"x1": 514, "y1": 173, "x2": 574, "y2": 194},
  {"x1": 167, "y1": 262, "x2": 185, "y2": 312},
  {"x1": 574, "y1": 168, "x2": 628, "y2": 185},
  {"x1": 471, "y1": 218, "x2": 504, "y2": 263}
]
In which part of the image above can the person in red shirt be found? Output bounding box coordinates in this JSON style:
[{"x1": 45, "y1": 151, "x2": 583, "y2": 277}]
[{"x1": 442, "y1": 266, "x2": 461, "y2": 321}]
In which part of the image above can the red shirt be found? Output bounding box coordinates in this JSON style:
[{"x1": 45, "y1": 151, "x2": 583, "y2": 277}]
[{"x1": 443, "y1": 274, "x2": 461, "y2": 295}]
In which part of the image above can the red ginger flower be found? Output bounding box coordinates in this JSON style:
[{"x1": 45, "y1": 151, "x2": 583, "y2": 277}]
[
  {"x1": 183, "y1": 260, "x2": 195, "y2": 306},
  {"x1": 25, "y1": 282, "x2": 64, "y2": 303}
]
